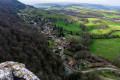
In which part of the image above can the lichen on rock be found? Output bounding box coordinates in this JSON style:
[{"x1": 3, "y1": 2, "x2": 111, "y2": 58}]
[{"x1": 0, "y1": 61, "x2": 40, "y2": 80}]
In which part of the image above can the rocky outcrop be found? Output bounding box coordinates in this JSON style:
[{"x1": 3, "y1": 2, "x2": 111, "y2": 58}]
[{"x1": 0, "y1": 61, "x2": 40, "y2": 80}]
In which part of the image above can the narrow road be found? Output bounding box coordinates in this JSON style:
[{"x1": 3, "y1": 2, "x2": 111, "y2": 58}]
[
  {"x1": 81, "y1": 68, "x2": 120, "y2": 73},
  {"x1": 64, "y1": 63, "x2": 120, "y2": 74}
]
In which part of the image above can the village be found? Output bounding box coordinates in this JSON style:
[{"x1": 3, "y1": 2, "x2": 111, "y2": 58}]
[
  {"x1": 18, "y1": 10, "x2": 120, "y2": 76},
  {"x1": 39, "y1": 18, "x2": 76, "y2": 71},
  {"x1": 18, "y1": 11, "x2": 77, "y2": 73}
]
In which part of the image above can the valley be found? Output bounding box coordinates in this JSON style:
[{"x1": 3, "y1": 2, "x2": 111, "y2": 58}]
[
  {"x1": 0, "y1": 0, "x2": 120, "y2": 80},
  {"x1": 41, "y1": 4, "x2": 120, "y2": 61},
  {"x1": 19, "y1": 4, "x2": 120, "y2": 79},
  {"x1": 32, "y1": 3, "x2": 120, "y2": 79}
]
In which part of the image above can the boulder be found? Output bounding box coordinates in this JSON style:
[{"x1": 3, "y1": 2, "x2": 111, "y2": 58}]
[{"x1": 0, "y1": 61, "x2": 40, "y2": 80}]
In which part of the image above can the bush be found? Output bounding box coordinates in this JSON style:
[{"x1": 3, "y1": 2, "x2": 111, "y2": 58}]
[
  {"x1": 65, "y1": 72, "x2": 83, "y2": 80},
  {"x1": 113, "y1": 54, "x2": 120, "y2": 68},
  {"x1": 74, "y1": 51, "x2": 91, "y2": 60},
  {"x1": 84, "y1": 71, "x2": 102, "y2": 80}
]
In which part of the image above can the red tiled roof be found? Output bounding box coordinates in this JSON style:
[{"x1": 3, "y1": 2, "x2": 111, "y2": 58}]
[{"x1": 67, "y1": 39, "x2": 72, "y2": 42}]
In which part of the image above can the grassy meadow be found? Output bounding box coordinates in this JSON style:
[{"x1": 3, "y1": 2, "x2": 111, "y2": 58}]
[
  {"x1": 110, "y1": 31, "x2": 120, "y2": 36},
  {"x1": 89, "y1": 38, "x2": 120, "y2": 60},
  {"x1": 85, "y1": 18, "x2": 120, "y2": 34},
  {"x1": 55, "y1": 20, "x2": 82, "y2": 31}
]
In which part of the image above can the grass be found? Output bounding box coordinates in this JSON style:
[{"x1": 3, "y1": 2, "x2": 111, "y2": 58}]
[
  {"x1": 89, "y1": 38, "x2": 120, "y2": 60},
  {"x1": 48, "y1": 40, "x2": 57, "y2": 49},
  {"x1": 65, "y1": 34, "x2": 82, "y2": 39},
  {"x1": 85, "y1": 18, "x2": 120, "y2": 34},
  {"x1": 101, "y1": 70, "x2": 120, "y2": 79},
  {"x1": 103, "y1": 72, "x2": 118, "y2": 78},
  {"x1": 54, "y1": 20, "x2": 82, "y2": 31},
  {"x1": 111, "y1": 31, "x2": 120, "y2": 36}
]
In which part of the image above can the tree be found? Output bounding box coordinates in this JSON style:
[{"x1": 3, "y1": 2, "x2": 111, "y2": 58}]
[
  {"x1": 68, "y1": 37, "x2": 84, "y2": 52},
  {"x1": 74, "y1": 50, "x2": 91, "y2": 60},
  {"x1": 113, "y1": 54, "x2": 120, "y2": 68},
  {"x1": 65, "y1": 72, "x2": 83, "y2": 80},
  {"x1": 84, "y1": 71, "x2": 102, "y2": 80},
  {"x1": 79, "y1": 24, "x2": 86, "y2": 31}
]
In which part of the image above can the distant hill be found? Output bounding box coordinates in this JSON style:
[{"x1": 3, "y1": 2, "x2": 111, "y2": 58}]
[
  {"x1": 34, "y1": 3, "x2": 120, "y2": 10},
  {"x1": 78, "y1": 3, "x2": 120, "y2": 10},
  {"x1": 78, "y1": 3, "x2": 109, "y2": 9}
]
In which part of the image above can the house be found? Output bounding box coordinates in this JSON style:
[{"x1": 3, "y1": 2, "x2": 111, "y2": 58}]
[
  {"x1": 68, "y1": 61, "x2": 74, "y2": 67},
  {"x1": 57, "y1": 45, "x2": 62, "y2": 50},
  {"x1": 67, "y1": 39, "x2": 72, "y2": 42},
  {"x1": 63, "y1": 41, "x2": 69, "y2": 48},
  {"x1": 55, "y1": 39, "x2": 61, "y2": 43},
  {"x1": 41, "y1": 31, "x2": 45, "y2": 34}
]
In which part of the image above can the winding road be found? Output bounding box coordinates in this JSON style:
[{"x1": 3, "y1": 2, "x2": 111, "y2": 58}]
[{"x1": 81, "y1": 68, "x2": 120, "y2": 73}]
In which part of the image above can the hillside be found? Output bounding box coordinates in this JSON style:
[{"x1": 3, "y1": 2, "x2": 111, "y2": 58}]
[
  {"x1": 0, "y1": 0, "x2": 26, "y2": 27},
  {"x1": 0, "y1": 0, "x2": 65, "y2": 80}
]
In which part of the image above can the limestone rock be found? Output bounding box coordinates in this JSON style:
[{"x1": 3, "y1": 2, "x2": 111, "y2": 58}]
[
  {"x1": 0, "y1": 61, "x2": 40, "y2": 80},
  {"x1": 0, "y1": 68, "x2": 13, "y2": 80}
]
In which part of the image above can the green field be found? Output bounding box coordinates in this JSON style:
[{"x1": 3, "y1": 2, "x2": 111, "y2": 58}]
[
  {"x1": 110, "y1": 31, "x2": 120, "y2": 36},
  {"x1": 101, "y1": 70, "x2": 120, "y2": 79},
  {"x1": 89, "y1": 38, "x2": 120, "y2": 60},
  {"x1": 85, "y1": 18, "x2": 120, "y2": 34},
  {"x1": 65, "y1": 34, "x2": 81, "y2": 39},
  {"x1": 86, "y1": 18, "x2": 120, "y2": 60},
  {"x1": 55, "y1": 20, "x2": 82, "y2": 31}
]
